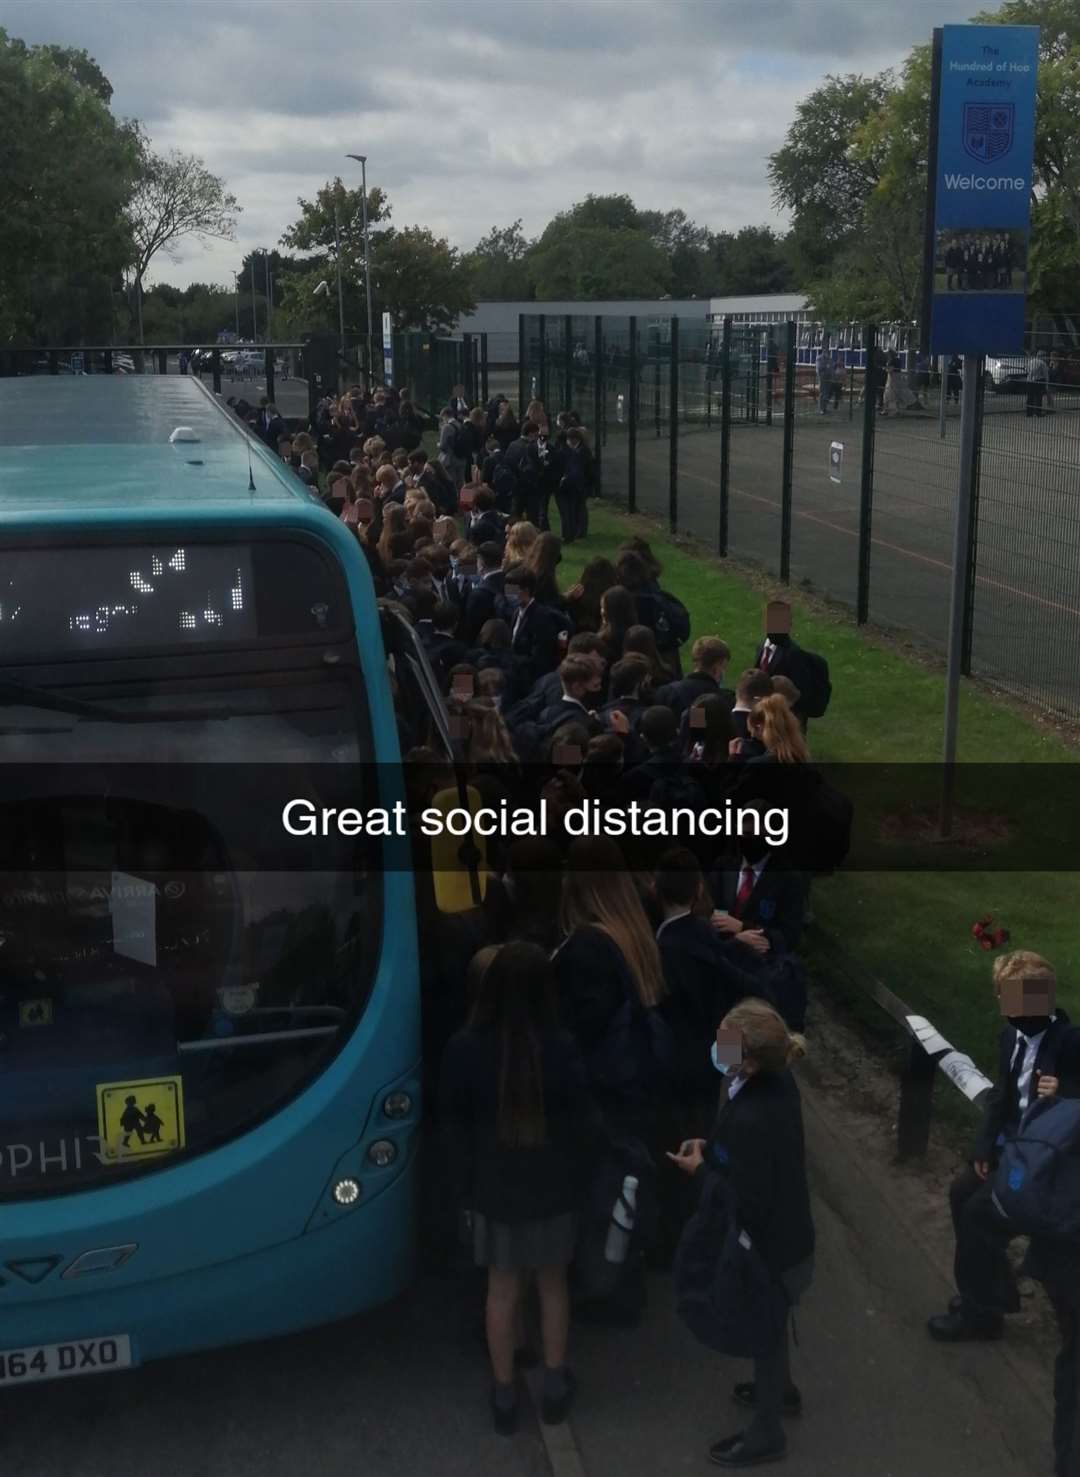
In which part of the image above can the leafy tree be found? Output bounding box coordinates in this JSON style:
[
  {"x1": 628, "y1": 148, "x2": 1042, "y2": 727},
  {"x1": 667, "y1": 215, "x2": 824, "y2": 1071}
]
[
  {"x1": 463, "y1": 221, "x2": 534, "y2": 300},
  {"x1": 0, "y1": 30, "x2": 139, "y2": 344},
  {"x1": 710, "y1": 226, "x2": 798, "y2": 297},
  {"x1": 277, "y1": 177, "x2": 473, "y2": 336},
  {"x1": 127, "y1": 146, "x2": 240, "y2": 342},
  {"x1": 769, "y1": 72, "x2": 893, "y2": 286},
  {"x1": 772, "y1": 0, "x2": 1080, "y2": 320},
  {"x1": 639, "y1": 209, "x2": 715, "y2": 297},
  {"x1": 528, "y1": 195, "x2": 672, "y2": 298}
]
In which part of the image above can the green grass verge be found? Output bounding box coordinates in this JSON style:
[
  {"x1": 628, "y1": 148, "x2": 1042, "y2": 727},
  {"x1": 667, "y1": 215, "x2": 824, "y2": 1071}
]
[{"x1": 556, "y1": 500, "x2": 1080, "y2": 1074}]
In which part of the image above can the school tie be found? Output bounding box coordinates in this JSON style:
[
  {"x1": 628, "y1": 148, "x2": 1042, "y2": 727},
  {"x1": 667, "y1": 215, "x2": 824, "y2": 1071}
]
[{"x1": 732, "y1": 865, "x2": 755, "y2": 919}]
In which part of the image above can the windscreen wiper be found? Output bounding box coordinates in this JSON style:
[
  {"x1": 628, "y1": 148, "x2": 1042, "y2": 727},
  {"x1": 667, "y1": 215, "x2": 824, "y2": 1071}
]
[{"x1": 0, "y1": 678, "x2": 133, "y2": 722}]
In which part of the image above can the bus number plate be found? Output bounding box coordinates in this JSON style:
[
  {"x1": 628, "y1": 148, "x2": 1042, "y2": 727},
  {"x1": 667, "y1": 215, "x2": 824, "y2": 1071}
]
[{"x1": 0, "y1": 1335, "x2": 132, "y2": 1385}]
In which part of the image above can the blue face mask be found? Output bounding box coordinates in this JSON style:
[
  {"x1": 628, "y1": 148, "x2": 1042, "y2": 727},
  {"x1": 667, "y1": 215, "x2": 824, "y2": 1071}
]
[{"x1": 710, "y1": 1042, "x2": 734, "y2": 1075}]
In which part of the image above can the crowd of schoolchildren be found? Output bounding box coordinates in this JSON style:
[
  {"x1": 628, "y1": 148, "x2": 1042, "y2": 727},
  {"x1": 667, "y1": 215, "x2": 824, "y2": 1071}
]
[{"x1": 230, "y1": 381, "x2": 1080, "y2": 1474}]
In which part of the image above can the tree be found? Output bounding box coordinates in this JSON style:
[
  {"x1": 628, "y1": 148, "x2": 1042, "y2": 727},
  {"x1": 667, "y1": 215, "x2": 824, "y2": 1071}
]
[
  {"x1": 463, "y1": 221, "x2": 533, "y2": 300},
  {"x1": 0, "y1": 30, "x2": 139, "y2": 344},
  {"x1": 769, "y1": 72, "x2": 893, "y2": 287},
  {"x1": 772, "y1": 0, "x2": 1080, "y2": 321},
  {"x1": 527, "y1": 195, "x2": 672, "y2": 299},
  {"x1": 277, "y1": 177, "x2": 474, "y2": 338},
  {"x1": 639, "y1": 209, "x2": 715, "y2": 297},
  {"x1": 127, "y1": 146, "x2": 239, "y2": 342},
  {"x1": 711, "y1": 226, "x2": 797, "y2": 297}
]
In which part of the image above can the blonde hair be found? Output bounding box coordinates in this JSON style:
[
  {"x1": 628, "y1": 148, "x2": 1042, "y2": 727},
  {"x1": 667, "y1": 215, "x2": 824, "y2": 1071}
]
[
  {"x1": 505, "y1": 520, "x2": 539, "y2": 563},
  {"x1": 432, "y1": 516, "x2": 458, "y2": 546},
  {"x1": 993, "y1": 950, "x2": 1055, "y2": 986},
  {"x1": 561, "y1": 838, "x2": 666, "y2": 1008},
  {"x1": 722, "y1": 997, "x2": 806, "y2": 1074},
  {"x1": 749, "y1": 694, "x2": 810, "y2": 763}
]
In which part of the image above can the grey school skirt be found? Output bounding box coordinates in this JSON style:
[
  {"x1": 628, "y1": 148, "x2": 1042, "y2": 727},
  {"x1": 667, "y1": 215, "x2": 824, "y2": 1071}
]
[{"x1": 472, "y1": 1211, "x2": 578, "y2": 1271}]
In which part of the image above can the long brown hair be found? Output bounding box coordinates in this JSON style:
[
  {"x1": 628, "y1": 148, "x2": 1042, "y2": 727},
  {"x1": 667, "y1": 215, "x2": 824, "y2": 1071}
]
[
  {"x1": 377, "y1": 503, "x2": 407, "y2": 566},
  {"x1": 468, "y1": 942, "x2": 558, "y2": 1147},
  {"x1": 561, "y1": 837, "x2": 666, "y2": 1007},
  {"x1": 748, "y1": 694, "x2": 810, "y2": 763}
]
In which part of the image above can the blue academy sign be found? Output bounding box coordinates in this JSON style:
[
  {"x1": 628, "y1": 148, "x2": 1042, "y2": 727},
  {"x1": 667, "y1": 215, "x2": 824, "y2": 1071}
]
[{"x1": 928, "y1": 24, "x2": 1039, "y2": 356}]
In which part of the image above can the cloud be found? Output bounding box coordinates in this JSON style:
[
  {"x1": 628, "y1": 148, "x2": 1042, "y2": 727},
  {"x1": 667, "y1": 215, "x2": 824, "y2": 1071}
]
[{"x1": 3, "y1": 0, "x2": 975, "y2": 286}]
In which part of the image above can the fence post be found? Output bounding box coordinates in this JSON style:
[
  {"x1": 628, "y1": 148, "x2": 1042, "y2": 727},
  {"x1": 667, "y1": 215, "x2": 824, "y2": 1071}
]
[
  {"x1": 563, "y1": 314, "x2": 573, "y2": 412},
  {"x1": 654, "y1": 344, "x2": 661, "y2": 438},
  {"x1": 537, "y1": 314, "x2": 547, "y2": 409},
  {"x1": 264, "y1": 348, "x2": 276, "y2": 406},
  {"x1": 896, "y1": 1039, "x2": 937, "y2": 1160},
  {"x1": 628, "y1": 316, "x2": 638, "y2": 514},
  {"x1": 157, "y1": 349, "x2": 167, "y2": 376},
  {"x1": 780, "y1": 321, "x2": 796, "y2": 583},
  {"x1": 960, "y1": 360, "x2": 985, "y2": 676},
  {"x1": 765, "y1": 329, "x2": 774, "y2": 428},
  {"x1": 718, "y1": 316, "x2": 732, "y2": 556},
  {"x1": 103, "y1": 349, "x2": 113, "y2": 375},
  {"x1": 518, "y1": 316, "x2": 526, "y2": 417},
  {"x1": 593, "y1": 315, "x2": 603, "y2": 486},
  {"x1": 669, "y1": 317, "x2": 679, "y2": 534},
  {"x1": 211, "y1": 348, "x2": 221, "y2": 395},
  {"x1": 481, "y1": 333, "x2": 489, "y2": 405},
  {"x1": 856, "y1": 323, "x2": 878, "y2": 624}
]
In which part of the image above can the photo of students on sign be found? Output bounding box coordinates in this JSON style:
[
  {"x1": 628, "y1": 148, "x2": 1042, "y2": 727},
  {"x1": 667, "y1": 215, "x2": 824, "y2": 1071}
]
[{"x1": 935, "y1": 226, "x2": 1027, "y2": 295}]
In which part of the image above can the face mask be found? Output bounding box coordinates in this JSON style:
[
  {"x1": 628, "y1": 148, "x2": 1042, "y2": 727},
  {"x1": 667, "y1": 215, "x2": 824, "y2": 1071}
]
[{"x1": 710, "y1": 1042, "x2": 734, "y2": 1075}]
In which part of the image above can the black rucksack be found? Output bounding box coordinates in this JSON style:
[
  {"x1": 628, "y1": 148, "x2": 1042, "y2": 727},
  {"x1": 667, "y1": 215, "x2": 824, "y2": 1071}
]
[
  {"x1": 799, "y1": 649, "x2": 832, "y2": 719},
  {"x1": 574, "y1": 1136, "x2": 659, "y2": 1301},
  {"x1": 491, "y1": 456, "x2": 516, "y2": 505},
  {"x1": 674, "y1": 1171, "x2": 790, "y2": 1358},
  {"x1": 452, "y1": 422, "x2": 472, "y2": 460},
  {"x1": 992, "y1": 1093, "x2": 1080, "y2": 1242}
]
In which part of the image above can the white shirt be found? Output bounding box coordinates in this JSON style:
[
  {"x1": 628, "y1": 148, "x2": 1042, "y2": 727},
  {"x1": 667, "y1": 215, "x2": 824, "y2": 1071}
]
[
  {"x1": 1009, "y1": 1016, "x2": 1055, "y2": 1114},
  {"x1": 727, "y1": 1072, "x2": 748, "y2": 1101},
  {"x1": 760, "y1": 638, "x2": 777, "y2": 668}
]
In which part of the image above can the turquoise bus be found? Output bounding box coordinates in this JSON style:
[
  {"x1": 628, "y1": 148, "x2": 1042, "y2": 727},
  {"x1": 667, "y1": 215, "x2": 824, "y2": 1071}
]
[{"x1": 0, "y1": 376, "x2": 442, "y2": 1385}]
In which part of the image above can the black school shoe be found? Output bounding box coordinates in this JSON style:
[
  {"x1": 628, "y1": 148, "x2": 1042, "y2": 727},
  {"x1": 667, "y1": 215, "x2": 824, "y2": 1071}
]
[
  {"x1": 927, "y1": 1308, "x2": 1004, "y2": 1341},
  {"x1": 540, "y1": 1370, "x2": 577, "y2": 1426},
  {"x1": 732, "y1": 1381, "x2": 802, "y2": 1417},
  {"x1": 709, "y1": 1431, "x2": 787, "y2": 1467},
  {"x1": 490, "y1": 1389, "x2": 518, "y2": 1436}
]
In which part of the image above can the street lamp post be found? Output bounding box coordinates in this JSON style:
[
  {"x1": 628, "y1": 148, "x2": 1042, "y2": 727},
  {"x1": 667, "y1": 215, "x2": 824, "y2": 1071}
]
[
  {"x1": 250, "y1": 256, "x2": 258, "y2": 342},
  {"x1": 346, "y1": 154, "x2": 375, "y2": 389},
  {"x1": 333, "y1": 205, "x2": 347, "y2": 373},
  {"x1": 264, "y1": 251, "x2": 273, "y2": 343},
  {"x1": 234, "y1": 272, "x2": 241, "y2": 340}
]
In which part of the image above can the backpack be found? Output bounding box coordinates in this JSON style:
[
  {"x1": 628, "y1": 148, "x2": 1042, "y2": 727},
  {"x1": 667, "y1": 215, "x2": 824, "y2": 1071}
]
[
  {"x1": 574, "y1": 1136, "x2": 659, "y2": 1302},
  {"x1": 452, "y1": 422, "x2": 472, "y2": 460},
  {"x1": 658, "y1": 589, "x2": 691, "y2": 646},
  {"x1": 674, "y1": 1171, "x2": 790, "y2": 1358},
  {"x1": 648, "y1": 770, "x2": 706, "y2": 822},
  {"x1": 636, "y1": 590, "x2": 690, "y2": 651},
  {"x1": 992, "y1": 1093, "x2": 1080, "y2": 1243},
  {"x1": 491, "y1": 456, "x2": 517, "y2": 506},
  {"x1": 799, "y1": 649, "x2": 832, "y2": 719}
]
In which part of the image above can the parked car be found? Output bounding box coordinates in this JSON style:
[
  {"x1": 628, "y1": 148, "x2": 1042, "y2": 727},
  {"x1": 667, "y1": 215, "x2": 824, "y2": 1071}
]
[{"x1": 985, "y1": 356, "x2": 1029, "y2": 393}]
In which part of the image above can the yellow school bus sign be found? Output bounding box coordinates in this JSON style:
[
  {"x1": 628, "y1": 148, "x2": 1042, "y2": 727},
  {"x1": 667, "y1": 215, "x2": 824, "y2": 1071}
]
[{"x1": 96, "y1": 1076, "x2": 186, "y2": 1162}]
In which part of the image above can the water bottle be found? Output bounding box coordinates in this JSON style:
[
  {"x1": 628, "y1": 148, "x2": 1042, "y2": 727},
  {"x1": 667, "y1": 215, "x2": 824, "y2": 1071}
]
[
  {"x1": 603, "y1": 1175, "x2": 639, "y2": 1264},
  {"x1": 616, "y1": 393, "x2": 625, "y2": 424}
]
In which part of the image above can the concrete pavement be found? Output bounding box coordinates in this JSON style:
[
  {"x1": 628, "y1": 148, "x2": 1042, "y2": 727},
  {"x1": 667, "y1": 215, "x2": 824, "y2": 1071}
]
[{"x1": 560, "y1": 1073, "x2": 1050, "y2": 1477}]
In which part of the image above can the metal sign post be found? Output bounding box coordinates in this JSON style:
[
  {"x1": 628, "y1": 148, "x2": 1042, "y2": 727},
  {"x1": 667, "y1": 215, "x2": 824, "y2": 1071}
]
[
  {"x1": 923, "y1": 21, "x2": 1039, "y2": 835},
  {"x1": 941, "y1": 353, "x2": 980, "y2": 835}
]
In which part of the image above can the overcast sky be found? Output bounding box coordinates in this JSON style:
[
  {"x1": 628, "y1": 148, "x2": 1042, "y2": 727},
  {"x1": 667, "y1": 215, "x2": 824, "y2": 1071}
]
[{"x1": 6, "y1": 0, "x2": 975, "y2": 288}]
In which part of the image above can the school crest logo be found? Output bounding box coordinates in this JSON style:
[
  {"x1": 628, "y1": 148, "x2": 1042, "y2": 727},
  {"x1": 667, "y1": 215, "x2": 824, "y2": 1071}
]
[{"x1": 962, "y1": 103, "x2": 1015, "y2": 163}]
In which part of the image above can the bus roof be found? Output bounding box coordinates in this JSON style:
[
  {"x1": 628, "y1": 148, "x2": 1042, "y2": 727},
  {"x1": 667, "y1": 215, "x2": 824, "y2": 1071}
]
[{"x1": 0, "y1": 376, "x2": 316, "y2": 516}]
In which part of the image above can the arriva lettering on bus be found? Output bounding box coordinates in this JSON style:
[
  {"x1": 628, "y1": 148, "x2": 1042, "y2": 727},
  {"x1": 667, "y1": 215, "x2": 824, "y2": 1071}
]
[{"x1": 943, "y1": 173, "x2": 1026, "y2": 191}]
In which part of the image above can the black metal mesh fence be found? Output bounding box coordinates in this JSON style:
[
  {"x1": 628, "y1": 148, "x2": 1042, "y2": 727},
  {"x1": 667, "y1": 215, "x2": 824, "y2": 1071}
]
[{"x1": 521, "y1": 313, "x2": 1080, "y2": 721}]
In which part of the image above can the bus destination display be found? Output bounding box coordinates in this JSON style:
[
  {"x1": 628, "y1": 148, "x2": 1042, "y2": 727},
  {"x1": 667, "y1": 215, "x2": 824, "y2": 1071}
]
[{"x1": 0, "y1": 545, "x2": 257, "y2": 656}]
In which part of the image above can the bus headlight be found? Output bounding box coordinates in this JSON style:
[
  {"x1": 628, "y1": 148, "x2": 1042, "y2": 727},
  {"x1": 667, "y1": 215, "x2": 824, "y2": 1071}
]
[
  {"x1": 382, "y1": 1091, "x2": 412, "y2": 1120},
  {"x1": 367, "y1": 1139, "x2": 397, "y2": 1168},
  {"x1": 333, "y1": 1178, "x2": 361, "y2": 1205}
]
